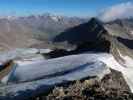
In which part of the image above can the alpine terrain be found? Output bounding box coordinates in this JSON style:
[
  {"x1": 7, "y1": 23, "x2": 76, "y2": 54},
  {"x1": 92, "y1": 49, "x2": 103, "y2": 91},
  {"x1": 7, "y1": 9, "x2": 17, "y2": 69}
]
[{"x1": 0, "y1": 14, "x2": 133, "y2": 100}]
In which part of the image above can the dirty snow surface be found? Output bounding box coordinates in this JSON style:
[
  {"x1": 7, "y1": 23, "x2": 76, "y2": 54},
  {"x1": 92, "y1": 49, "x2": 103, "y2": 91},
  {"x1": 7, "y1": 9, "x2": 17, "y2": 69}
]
[{"x1": 0, "y1": 53, "x2": 111, "y2": 100}]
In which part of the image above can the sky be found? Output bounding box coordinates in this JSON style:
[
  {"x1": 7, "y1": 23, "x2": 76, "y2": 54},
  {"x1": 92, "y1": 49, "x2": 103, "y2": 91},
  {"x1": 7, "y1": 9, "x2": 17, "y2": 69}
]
[{"x1": 0, "y1": 0, "x2": 132, "y2": 17}]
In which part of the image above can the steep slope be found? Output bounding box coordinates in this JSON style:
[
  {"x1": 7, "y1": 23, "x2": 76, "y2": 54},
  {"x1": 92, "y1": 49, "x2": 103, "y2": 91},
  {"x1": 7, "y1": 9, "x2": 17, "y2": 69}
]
[
  {"x1": 53, "y1": 17, "x2": 133, "y2": 54},
  {"x1": 53, "y1": 18, "x2": 110, "y2": 51},
  {"x1": 53, "y1": 18, "x2": 105, "y2": 43},
  {"x1": 104, "y1": 18, "x2": 133, "y2": 39},
  {"x1": 103, "y1": 18, "x2": 133, "y2": 62}
]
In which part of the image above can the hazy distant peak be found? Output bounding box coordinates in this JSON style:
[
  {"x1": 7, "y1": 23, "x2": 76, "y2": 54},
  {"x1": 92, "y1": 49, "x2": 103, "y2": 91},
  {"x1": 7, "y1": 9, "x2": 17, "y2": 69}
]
[{"x1": 0, "y1": 15, "x2": 18, "y2": 20}]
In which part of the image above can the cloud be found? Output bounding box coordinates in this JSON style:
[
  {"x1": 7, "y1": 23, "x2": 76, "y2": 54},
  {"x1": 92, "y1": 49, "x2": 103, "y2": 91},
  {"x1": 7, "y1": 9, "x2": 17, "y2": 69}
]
[{"x1": 99, "y1": 2, "x2": 133, "y2": 22}]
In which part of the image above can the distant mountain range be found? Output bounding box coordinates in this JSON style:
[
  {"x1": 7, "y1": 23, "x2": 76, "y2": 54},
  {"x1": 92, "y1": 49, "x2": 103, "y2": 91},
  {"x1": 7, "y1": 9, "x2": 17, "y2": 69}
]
[
  {"x1": 0, "y1": 13, "x2": 133, "y2": 51},
  {"x1": 0, "y1": 14, "x2": 88, "y2": 50}
]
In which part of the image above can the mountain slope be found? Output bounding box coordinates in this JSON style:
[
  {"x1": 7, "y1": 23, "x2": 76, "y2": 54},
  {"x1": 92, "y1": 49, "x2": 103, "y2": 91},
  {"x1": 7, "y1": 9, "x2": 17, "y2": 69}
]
[
  {"x1": 52, "y1": 17, "x2": 133, "y2": 53},
  {"x1": 104, "y1": 18, "x2": 133, "y2": 39},
  {"x1": 0, "y1": 14, "x2": 87, "y2": 50},
  {"x1": 53, "y1": 18, "x2": 110, "y2": 51}
]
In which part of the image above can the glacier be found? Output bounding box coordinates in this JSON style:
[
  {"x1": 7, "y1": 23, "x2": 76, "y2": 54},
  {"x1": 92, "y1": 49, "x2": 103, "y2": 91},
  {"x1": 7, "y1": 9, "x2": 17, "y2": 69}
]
[
  {"x1": 0, "y1": 52, "x2": 133, "y2": 100},
  {"x1": 0, "y1": 53, "x2": 110, "y2": 100}
]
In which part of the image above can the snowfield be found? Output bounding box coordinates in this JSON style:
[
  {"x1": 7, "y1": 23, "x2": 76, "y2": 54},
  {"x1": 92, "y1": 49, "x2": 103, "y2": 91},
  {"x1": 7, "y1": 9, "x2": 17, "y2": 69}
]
[
  {"x1": 0, "y1": 48, "x2": 51, "y2": 66},
  {"x1": 98, "y1": 51, "x2": 133, "y2": 93},
  {"x1": 0, "y1": 52, "x2": 133, "y2": 99},
  {"x1": 1, "y1": 53, "x2": 110, "y2": 83},
  {"x1": 0, "y1": 53, "x2": 110, "y2": 100}
]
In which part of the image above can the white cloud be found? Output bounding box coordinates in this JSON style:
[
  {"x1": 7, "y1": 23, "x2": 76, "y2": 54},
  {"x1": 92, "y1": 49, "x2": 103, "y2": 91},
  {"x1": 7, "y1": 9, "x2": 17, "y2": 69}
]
[{"x1": 99, "y1": 2, "x2": 133, "y2": 22}]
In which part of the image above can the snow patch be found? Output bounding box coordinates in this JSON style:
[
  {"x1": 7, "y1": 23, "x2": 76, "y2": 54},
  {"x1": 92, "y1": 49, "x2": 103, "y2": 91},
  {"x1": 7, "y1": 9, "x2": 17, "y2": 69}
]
[
  {"x1": 50, "y1": 15, "x2": 59, "y2": 22},
  {"x1": 130, "y1": 31, "x2": 133, "y2": 35},
  {"x1": 98, "y1": 51, "x2": 133, "y2": 92},
  {"x1": 1, "y1": 52, "x2": 133, "y2": 99}
]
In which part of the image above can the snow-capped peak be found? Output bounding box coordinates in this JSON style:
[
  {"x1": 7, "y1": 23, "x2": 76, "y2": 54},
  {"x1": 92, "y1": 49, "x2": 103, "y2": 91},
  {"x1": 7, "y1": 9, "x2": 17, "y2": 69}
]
[{"x1": 0, "y1": 15, "x2": 18, "y2": 20}]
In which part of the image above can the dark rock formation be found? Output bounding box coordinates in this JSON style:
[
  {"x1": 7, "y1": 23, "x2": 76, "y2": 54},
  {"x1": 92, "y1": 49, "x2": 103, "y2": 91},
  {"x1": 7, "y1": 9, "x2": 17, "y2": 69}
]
[
  {"x1": 53, "y1": 18, "x2": 107, "y2": 45},
  {"x1": 45, "y1": 18, "x2": 111, "y2": 58}
]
